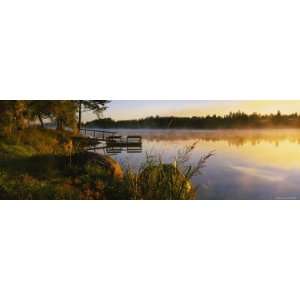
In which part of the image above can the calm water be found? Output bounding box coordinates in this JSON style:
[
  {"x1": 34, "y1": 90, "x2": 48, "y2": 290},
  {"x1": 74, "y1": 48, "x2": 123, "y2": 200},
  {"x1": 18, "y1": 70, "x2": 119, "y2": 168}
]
[{"x1": 96, "y1": 129, "x2": 300, "y2": 199}]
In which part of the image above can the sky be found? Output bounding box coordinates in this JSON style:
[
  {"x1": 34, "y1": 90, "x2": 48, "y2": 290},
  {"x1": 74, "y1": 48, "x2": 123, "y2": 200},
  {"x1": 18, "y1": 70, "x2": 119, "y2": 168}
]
[{"x1": 85, "y1": 100, "x2": 300, "y2": 121}]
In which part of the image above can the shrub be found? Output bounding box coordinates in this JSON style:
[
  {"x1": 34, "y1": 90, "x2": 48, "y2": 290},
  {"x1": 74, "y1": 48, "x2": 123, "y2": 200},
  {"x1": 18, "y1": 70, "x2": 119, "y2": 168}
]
[{"x1": 122, "y1": 143, "x2": 214, "y2": 200}]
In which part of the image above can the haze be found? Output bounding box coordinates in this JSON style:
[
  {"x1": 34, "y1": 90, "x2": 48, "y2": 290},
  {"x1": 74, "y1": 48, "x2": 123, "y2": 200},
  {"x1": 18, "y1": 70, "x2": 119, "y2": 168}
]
[{"x1": 91, "y1": 100, "x2": 300, "y2": 121}]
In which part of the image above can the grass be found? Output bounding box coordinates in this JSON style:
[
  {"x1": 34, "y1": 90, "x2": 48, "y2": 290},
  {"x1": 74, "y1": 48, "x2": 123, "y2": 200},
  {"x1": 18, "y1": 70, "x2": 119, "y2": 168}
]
[
  {"x1": 121, "y1": 142, "x2": 214, "y2": 200},
  {"x1": 0, "y1": 127, "x2": 106, "y2": 199},
  {"x1": 0, "y1": 153, "x2": 118, "y2": 200},
  {"x1": 0, "y1": 129, "x2": 213, "y2": 200}
]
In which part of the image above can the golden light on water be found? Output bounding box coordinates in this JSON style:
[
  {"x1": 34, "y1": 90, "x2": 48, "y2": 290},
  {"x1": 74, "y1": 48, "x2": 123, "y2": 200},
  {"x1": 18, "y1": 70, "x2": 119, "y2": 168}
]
[
  {"x1": 138, "y1": 129, "x2": 300, "y2": 171},
  {"x1": 111, "y1": 128, "x2": 300, "y2": 199},
  {"x1": 230, "y1": 140, "x2": 300, "y2": 170}
]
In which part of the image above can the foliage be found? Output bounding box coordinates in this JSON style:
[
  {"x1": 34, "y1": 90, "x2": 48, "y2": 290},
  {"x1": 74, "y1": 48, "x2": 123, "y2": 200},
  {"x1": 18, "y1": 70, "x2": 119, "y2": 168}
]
[
  {"x1": 1, "y1": 127, "x2": 79, "y2": 156},
  {"x1": 86, "y1": 111, "x2": 300, "y2": 129},
  {"x1": 76, "y1": 100, "x2": 110, "y2": 130},
  {"x1": 48, "y1": 100, "x2": 78, "y2": 130},
  {"x1": 0, "y1": 136, "x2": 212, "y2": 199},
  {"x1": 0, "y1": 100, "x2": 110, "y2": 136},
  {"x1": 0, "y1": 154, "x2": 105, "y2": 200},
  {"x1": 0, "y1": 100, "x2": 31, "y2": 136},
  {"x1": 122, "y1": 143, "x2": 214, "y2": 200},
  {"x1": 77, "y1": 100, "x2": 109, "y2": 116},
  {"x1": 0, "y1": 100, "x2": 80, "y2": 135},
  {"x1": 0, "y1": 140, "x2": 35, "y2": 158}
]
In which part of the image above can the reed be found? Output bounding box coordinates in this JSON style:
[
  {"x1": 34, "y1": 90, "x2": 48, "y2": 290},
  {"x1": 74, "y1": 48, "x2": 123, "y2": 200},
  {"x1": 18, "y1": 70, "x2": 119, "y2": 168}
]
[{"x1": 122, "y1": 142, "x2": 214, "y2": 200}]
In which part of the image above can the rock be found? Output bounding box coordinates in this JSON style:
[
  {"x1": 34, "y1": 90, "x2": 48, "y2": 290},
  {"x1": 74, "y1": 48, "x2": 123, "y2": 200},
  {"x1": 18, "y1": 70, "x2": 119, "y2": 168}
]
[
  {"x1": 97, "y1": 154, "x2": 123, "y2": 180},
  {"x1": 76, "y1": 152, "x2": 123, "y2": 180}
]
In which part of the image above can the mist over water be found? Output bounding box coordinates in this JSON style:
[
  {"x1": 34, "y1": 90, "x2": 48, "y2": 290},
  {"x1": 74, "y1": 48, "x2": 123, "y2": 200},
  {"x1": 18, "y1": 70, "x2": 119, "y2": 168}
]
[{"x1": 96, "y1": 129, "x2": 300, "y2": 199}]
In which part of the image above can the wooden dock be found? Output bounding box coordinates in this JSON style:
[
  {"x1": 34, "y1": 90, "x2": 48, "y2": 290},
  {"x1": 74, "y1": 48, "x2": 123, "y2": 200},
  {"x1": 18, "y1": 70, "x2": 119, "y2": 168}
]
[
  {"x1": 106, "y1": 135, "x2": 142, "y2": 147},
  {"x1": 80, "y1": 128, "x2": 142, "y2": 153},
  {"x1": 80, "y1": 128, "x2": 117, "y2": 140}
]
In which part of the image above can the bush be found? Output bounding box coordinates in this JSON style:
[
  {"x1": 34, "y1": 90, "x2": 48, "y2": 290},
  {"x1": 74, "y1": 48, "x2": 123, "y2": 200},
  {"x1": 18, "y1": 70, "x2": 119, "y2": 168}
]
[
  {"x1": 14, "y1": 127, "x2": 74, "y2": 155},
  {"x1": 122, "y1": 160, "x2": 195, "y2": 200},
  {"x1": 122, "y1": 143, "x2": 214, "y2": 200},
  {"x1": 138, "y1": 164, "x2": 193, "y2": 199}
]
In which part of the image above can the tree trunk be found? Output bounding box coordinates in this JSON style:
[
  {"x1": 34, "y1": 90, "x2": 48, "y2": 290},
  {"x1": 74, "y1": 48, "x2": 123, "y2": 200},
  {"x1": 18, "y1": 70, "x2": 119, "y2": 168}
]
[
  {"x1": 56, "y1": 119, "x2": 63, "y2": 130},
  {"x1": 38, "y1": 114, "x2": 44, "y2": 128},
  {"x1": 78, "y1": 100, "x2": 82, "y2": 132}
]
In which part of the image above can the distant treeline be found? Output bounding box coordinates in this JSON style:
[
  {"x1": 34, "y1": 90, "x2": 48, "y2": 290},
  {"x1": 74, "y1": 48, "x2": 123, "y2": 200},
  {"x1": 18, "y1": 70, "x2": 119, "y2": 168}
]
[{"x1": 86, "y1": 111, "x2": 300, "y2": 129}]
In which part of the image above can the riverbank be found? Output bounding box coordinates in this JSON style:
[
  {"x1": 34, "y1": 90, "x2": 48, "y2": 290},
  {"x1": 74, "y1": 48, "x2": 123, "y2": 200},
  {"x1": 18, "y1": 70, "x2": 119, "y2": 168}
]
[
  {"x1": 0, "y1": 127, "x2": 197, "y2": 200},
  {"x1": 0, "y1": 128, "x2": 123, "y2": 199}
]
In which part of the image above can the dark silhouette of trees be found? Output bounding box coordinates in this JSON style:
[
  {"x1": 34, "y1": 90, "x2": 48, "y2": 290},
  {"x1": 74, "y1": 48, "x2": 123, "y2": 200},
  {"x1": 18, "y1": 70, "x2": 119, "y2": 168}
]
[
  {"x1": 27, "y1": 100, "x2": 58, "y2": 128},
  {"x1": 86, "y1": 111, "x2": 300, "y2": 129},
  {"x1": 50, "y1": 101, "x2": 78, "y2": 130},
  {"x1": 76, "y1": 100, "x2": 109, "y2": 131},
  {"x1": 0, "y1": 100, "x2": 111, "y2": 137},
  {"x1": 1, "y1": 101, "x2": 300, "y2": 138}
]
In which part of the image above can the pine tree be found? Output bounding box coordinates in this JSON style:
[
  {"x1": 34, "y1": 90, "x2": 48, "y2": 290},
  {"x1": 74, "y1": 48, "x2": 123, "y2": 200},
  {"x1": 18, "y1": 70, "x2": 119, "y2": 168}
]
[{"x1": 76, "y1": 100, "x2": 109, "y2": 131}]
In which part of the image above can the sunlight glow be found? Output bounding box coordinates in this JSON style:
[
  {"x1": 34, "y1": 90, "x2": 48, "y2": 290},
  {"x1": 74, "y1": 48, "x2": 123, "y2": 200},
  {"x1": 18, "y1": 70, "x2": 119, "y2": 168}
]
[{"x1": 96, "y1": 100, "x2": 300, "y2": 121}]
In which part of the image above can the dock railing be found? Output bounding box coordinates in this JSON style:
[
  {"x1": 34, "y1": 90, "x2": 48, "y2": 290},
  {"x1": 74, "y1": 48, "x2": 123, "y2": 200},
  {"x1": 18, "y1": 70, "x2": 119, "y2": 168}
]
[
  {"x1": 80, "y1": 128, "x2": 117, "y2": 140},
  {"x1": 80, "y1": 128, "x2": 142, "y2": 154}
]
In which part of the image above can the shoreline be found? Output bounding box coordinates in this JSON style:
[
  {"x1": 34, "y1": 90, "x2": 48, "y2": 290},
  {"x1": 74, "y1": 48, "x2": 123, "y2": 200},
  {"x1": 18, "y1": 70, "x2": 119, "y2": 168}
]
[{"x1": 85, "y1": 127, "x2": 300, "y2": 131}]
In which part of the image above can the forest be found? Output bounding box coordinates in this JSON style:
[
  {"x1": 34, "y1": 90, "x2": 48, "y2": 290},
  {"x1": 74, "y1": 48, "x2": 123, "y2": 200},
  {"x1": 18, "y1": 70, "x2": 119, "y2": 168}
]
[
  {"x1": 0, "y1": 100, "x2": 108, "y2": 134},
  {"x1": 86, "y1": 111, "x2": 300, "y2": 129}
]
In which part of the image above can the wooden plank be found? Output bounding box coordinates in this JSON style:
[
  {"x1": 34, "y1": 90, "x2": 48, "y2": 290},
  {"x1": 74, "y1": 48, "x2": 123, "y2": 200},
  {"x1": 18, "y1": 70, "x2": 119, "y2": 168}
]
[{"x1": 106, "y1": 143, "x2": 141, "y2": 147}]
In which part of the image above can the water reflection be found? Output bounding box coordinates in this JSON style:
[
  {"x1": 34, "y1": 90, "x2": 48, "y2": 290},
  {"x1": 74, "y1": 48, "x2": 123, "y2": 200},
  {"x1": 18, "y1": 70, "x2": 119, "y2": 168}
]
[
  {"x1": 105, "y1": 145, "x2": 143, "y2": 154},
  {"x1": 96, "y1": 129, "x2": 300, "y2": 199},
  {"x1": 111, "y1": 129, "x2": 300, "y2": 146}
]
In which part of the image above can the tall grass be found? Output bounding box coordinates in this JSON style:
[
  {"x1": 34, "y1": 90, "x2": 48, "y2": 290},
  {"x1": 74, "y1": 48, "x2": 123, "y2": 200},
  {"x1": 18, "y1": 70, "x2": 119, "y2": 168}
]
[
  {"x1": 0, "y1": 131, "x2": 214, "y2": 200},
  {"x1": 122, "y1": 142, "x2": 214, "y2": 200}
]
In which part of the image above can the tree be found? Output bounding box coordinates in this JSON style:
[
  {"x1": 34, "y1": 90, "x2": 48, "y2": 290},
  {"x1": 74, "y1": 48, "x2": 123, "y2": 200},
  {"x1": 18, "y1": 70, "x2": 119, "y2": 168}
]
[
  {"x1": 27, "y1": 100, "x2": 55, "y2": 128},
  {"x1": 28, "y1": 100, "x2": 78, "y2": 131},
  {"x1": 0, "y1": 101, "x2": 15, "y2": 136},
  {"x1": 0, "y1": 100, "x2": 82, "y2": 136},
  {"x1": 76, "y1": 100, "x2": 110, "y2": 131},
  {"x1": 0, "y1": 101, "x2": 32, "y2": 136},
  {"x1": 50, "y1": 101, "x2": 78, "y2": 131},
  {"x1": 26, "y1": 100, "x2": 77, "y2": 131}
]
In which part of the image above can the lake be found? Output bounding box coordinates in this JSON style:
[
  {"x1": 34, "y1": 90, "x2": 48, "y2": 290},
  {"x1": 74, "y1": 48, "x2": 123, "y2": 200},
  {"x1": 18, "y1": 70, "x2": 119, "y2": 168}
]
[{"x1": 95, "y1": 129, "x2": 300, "y2": 199}]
